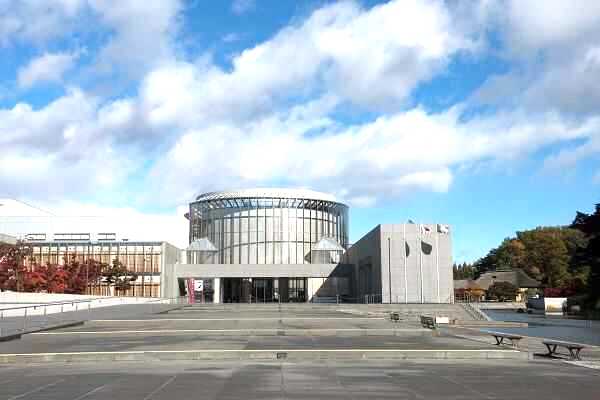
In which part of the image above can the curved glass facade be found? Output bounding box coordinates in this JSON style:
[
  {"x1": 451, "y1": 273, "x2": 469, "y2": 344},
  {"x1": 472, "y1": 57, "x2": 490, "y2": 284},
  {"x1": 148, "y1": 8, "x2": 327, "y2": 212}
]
[{"x1": 188, "y1": 190, "x2": 349, "y2": 264}]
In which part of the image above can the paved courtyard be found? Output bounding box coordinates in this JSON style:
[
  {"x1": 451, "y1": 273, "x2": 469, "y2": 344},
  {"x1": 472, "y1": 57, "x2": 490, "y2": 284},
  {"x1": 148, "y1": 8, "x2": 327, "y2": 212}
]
[
  {"x1": 0, "y1": 304, "x2": 522, "y2": 362},
  {"x1": 0, "y1": 359, "x2": 599, "y2": 399}
]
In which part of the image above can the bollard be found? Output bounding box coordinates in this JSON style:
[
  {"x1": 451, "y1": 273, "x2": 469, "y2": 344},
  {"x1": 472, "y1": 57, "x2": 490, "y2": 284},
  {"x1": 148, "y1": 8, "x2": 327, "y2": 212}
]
[{"x1": 22, "y1": 308, "x2": 28, "y2": 331}]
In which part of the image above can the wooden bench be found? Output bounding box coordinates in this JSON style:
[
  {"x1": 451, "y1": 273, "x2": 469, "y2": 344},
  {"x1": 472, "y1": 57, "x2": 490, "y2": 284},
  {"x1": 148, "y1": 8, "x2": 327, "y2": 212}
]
[
  {"x1": 542, "y1": 339, "x2": 586, "y2": 360},
  {"x1": 420, "y1": 315, "x2": 436, "y2": 329},
  {"x1": 489, "y1": 332, "x2": 523, "y2": 348}
]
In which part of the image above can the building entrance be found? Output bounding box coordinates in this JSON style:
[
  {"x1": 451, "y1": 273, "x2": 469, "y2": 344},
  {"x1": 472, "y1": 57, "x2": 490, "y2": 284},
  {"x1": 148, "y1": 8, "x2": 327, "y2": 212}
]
[{"x1": 222, "y1": 278, "x2": 307, "y2": 303}]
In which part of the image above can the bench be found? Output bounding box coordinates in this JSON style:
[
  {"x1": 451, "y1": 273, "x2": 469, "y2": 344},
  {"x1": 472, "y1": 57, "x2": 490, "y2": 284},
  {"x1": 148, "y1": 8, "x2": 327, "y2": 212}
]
[
  {"x1": 489, "y1": 332, "x2": 523, "y2": 348},
  {"x1": 542, "y1": 339, "x2": 586, "y2": 360},
  {"x1": 420, "y1": 315, "x2": 436, "y2": 329}
]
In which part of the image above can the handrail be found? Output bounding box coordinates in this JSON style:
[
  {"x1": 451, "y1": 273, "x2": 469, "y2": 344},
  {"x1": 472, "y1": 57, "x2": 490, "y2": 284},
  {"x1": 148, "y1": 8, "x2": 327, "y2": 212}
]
[
  {"x1": 0, "y1": 295, "x2": 168, "y2": 312},
  {"x1": 0, "y1": 297, "x2": 113, "y2": 311},
  {"x1": 0, "y1": 296, "x2": 187, "y2": 336}
]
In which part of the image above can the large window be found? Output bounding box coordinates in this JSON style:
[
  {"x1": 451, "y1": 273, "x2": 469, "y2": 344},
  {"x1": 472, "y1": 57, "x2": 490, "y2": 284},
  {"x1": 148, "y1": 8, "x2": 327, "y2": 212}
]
[{"x1": 189, "y1": 196, "x2": 348, "y2": 265}]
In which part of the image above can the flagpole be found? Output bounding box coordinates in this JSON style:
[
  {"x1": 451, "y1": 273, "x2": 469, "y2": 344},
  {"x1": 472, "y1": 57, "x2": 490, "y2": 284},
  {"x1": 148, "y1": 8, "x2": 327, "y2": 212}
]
[
  {"x1": 419, "y1": 224, "x2": 423, "y2": 304},
  {"x1": 404, "y1": 224, "x2": 407, "y2": 304},
  {"x1": 436, "y1": 230, "x2": 440, "y2": 303}
]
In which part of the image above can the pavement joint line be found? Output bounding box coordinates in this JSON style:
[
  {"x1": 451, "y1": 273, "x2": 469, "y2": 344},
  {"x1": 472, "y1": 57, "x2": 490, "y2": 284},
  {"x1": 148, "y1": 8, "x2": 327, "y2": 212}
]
[
  {"x1": 0, "y1": 349, "x2": 522, "y2": 356},
  {"x1": 90, "y1": 318, "x2": 386, "y2": 321},
  {"x1": 142, "y1": 376, "x2": 177, "y2": 400},
  {"x1": 6, "y1": 378, "x2": 64, "y2": 400},
  {"x1": 31, "y1": 328, "x2": 425, "y2": 335},
  {"x1": 71, "y1": 384, "x2": 108, "y2": 400}
]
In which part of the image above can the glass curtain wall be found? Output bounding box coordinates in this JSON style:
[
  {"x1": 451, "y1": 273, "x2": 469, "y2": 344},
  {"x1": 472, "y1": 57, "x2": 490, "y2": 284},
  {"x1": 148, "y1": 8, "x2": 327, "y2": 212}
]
[
  {"x1": 189, "y1": 197, "x2": 348, "y2": 264},
  {"x1": 25, "y1": 241, "x2": 163, "y2": 297}
]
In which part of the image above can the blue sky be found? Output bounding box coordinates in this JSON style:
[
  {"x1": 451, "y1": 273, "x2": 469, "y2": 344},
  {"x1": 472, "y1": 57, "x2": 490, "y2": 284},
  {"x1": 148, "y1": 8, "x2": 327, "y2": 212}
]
[{"x1": 1, "y1": 0, "x2": 599, "y2": 261}]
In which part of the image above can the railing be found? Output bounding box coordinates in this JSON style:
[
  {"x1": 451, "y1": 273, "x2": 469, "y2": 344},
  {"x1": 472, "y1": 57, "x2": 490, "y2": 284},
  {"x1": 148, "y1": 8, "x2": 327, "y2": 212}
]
[
  {"x1": 460, "y1": 302, "x2": 490, "y2": 321},
  {"x1": 0, "y1": 296, "x2": 186, "y2": 337}
]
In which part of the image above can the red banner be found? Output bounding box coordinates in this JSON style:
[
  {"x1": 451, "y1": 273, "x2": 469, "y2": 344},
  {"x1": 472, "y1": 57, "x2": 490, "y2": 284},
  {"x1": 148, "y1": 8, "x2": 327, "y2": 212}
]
[{"x1": 187, "y1": 278, "x2": 195, "y2": 304}]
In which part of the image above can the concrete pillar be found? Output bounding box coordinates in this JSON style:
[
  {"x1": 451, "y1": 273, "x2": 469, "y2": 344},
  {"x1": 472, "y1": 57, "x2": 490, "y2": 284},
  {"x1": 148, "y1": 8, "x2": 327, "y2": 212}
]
[{"x1": 213, "y1": 278, "x2": 221, "y2": 304}]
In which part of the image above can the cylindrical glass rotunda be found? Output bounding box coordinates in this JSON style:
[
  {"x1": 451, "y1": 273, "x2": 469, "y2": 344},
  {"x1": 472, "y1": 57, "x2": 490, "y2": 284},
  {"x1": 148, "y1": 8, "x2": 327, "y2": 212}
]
[{"x1": 187, "y1": 188, "x2": 349, "y2": 264}]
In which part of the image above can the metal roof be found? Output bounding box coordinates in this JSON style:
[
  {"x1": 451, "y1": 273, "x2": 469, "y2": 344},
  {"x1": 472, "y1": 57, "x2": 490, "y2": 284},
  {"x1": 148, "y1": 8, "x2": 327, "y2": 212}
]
[
  {"x1": 195, "y1": 188, "x2": 340, "y2": 203},
  {"x1": 186, "y1": 238, "x2": 218, "y2": 252},
  {"x1": 312, "y1": 237, "x2": 345, "y2": 252}
]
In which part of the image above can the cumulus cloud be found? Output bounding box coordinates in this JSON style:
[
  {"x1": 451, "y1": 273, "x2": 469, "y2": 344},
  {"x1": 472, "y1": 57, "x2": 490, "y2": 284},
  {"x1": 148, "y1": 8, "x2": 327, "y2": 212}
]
[
  {"x1": 17, "y1": 51, "x2": 79, "y2": 88},
  {"x1": 140, "y1": 0, "x2": 477, "y2": 131},
  {"x1": 474, "y1": 0, "x2": 600, "y2": 115},
  {"x1": 88, "y1": 0, "x2": 183, "y2": 76},
  {"x1": 148, "y1": 104, "x2": 599, "y2": 207},
  {"x1": 1, "y1": 0, "x2": 600, "y2": 214},
  {"x1": 0, "y1": 0, "x2": 85, "y2": 45}
]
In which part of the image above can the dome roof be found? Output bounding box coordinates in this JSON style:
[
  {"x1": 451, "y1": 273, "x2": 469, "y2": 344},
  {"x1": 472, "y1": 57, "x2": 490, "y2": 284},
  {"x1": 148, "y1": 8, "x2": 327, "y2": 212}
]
[{"x1": 195, "y1": 188, "x2": 340, "y2": 203}]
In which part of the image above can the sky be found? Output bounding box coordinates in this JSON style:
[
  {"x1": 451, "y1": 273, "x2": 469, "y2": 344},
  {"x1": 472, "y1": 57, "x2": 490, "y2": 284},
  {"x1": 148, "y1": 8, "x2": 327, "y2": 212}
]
[{"x1": 0, "y1": 0, "x2": 599, "y2": 262}]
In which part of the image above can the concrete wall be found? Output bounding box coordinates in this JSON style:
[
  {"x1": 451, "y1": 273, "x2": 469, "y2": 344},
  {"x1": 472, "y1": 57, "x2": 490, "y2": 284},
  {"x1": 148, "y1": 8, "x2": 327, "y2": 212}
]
[
  {"x1": 344, "y1": 226, "x2": 381, "y2": 302},
  {"x1": 345, "y1": 223, "x2": 453, "y2": 304},
  {"x1": 0, "y1": 291, "x2": 164, "y2": 316}
]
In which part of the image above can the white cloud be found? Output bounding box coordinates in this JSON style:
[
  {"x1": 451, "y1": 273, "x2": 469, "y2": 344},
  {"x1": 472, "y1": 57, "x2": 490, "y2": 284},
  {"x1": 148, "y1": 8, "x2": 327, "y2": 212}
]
[
  {"x1": 0, "y1": 88, "x2": 140, "y2": 201},
  {"x1": 148, "y1": 104, "x2": 600, "y2": 206},
  {"x1": 17, "y1": 51, "x2": 79, "y2": 88},
  {"x1": 474, "y1": 1, "x2": 600, "y2": 115},
  {"x1": 139, "y1": 0, "x2": 477, "y2": 130},
  {"x1": 2, "y1": 0, "x2": 600, "y2": 218},
  {"x1": 0, "y1": 0, "x2": 85, "y2": 45},
  {"x1": 231, "y1": 0, "x2": 255, "y2": 15},
  {"x1": 88, "y1": 0, "x2": 182, "y2": 76}
]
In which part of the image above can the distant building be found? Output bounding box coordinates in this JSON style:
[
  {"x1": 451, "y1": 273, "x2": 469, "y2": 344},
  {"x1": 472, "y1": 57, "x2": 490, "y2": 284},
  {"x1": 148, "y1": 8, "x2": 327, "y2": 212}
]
[
  {"x1": 2, "y1": 191, "x2": 455, "y2": 303},
  {"x1": 0, "y1": 233, "x2": 17, "y2": 245},
  {"x1": 455, "y1": 269, "x2": 541, "y2": 302}
]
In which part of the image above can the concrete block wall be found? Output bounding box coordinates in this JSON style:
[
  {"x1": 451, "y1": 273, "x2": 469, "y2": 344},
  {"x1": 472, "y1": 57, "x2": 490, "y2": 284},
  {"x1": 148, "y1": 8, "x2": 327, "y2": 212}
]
[{"x1": 379, "y1": 224, "x2": 453, "y2": 303}]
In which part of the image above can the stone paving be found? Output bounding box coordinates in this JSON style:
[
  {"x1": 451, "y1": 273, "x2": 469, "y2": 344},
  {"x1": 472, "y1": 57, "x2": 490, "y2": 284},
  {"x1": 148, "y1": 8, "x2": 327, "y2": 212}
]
[{"x1": 0, "y1": 359, "x2": 599, "y2": 399}]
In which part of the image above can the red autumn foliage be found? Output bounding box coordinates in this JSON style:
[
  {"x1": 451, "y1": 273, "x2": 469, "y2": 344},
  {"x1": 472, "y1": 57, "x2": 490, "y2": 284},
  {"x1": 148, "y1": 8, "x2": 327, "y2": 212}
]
[{"x1": 1, "y1": 243, "x2": 105, "y2": 294}]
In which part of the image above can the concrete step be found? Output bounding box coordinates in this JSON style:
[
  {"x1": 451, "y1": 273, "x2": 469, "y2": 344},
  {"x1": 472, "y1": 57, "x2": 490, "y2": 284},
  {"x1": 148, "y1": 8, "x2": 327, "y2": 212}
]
[{"x1": 0, "y1": 348, "x2": 527, "y2": 364}]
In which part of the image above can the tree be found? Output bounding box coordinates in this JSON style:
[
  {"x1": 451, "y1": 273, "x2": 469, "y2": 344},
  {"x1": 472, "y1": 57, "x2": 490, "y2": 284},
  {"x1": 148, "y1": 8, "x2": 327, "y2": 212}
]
[
  {"x1": 0, "y1": 242, "x2": 31, "y2": 291},
  {"x1": 571, "y1": 204, "x2": 600, "y2": 308},
  {"x1": 453, "y1": 262, "x2": 477, "y2": 280},
  {"x1": 486, "y1": 281, "x2": 519, "y2": 301},
  {"x1": 102, "y1": 259, "x2": 137, "y2": 293},
  {"x1": 494, "y1": 238, "x2": 526, "y2": 271},
  {"x1": 517, "y1": 228, "x2": 570, "y2": 287},
  {"x1": 62, "y1": 257, "x2": 105, "y2": 294}
]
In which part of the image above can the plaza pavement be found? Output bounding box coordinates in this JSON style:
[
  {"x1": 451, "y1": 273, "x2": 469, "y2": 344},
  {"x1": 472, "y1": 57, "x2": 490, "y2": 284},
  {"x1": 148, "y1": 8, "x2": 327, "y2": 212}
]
[
  {"x1": 0, "y1": 304, "x2": 525, "y2": 363},
  {"x1": 0, "y1": 359, "x2": 599, "y2": 399}
]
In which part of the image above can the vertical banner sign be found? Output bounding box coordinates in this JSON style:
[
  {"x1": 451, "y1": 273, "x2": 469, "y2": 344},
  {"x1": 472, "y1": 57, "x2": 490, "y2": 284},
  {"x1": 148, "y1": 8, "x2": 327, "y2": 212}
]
[{"x1": 187, "y1": 278, "x2": 196, "y2": 304}]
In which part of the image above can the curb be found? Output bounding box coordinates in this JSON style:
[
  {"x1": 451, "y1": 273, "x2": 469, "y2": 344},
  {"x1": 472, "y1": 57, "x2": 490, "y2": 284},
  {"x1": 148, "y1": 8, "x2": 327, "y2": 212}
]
[
  {"x1": 0, "y1": 333, "x2": 22, "y2": 342},
  {"x1": 0, "y1": 321, "x2": 85, "y2": 342},
  {"x1": 31, "y1": 328, "x2": 433, "y2": 337},
  {"x1": 0, "y1": 349, "x2": 528, "y2": 364}
]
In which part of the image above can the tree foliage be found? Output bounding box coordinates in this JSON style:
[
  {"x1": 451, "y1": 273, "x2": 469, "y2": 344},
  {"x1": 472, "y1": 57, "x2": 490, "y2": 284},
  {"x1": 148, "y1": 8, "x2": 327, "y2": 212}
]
[
  {"x1": 472, "y1": 227, "x2": 587, "y2": 289},
  {"x1": 0, "y1": 243, "x2": 107, "y2": 294},
  {"x1": 486, "y1": 281, "x2": 519, "y2": 301},
  {"x1": 453, "y1": 262, "x2": 477, "y2": 279},
  {"x1": 570, "y1": 204, "x2": 600, "y2": 308},
  {"x1": 0, "y1": 242, "x2": 31, "y2": 291},
  {"x1": 102, "y1": 259, "x2": 138, "y2": 292}
]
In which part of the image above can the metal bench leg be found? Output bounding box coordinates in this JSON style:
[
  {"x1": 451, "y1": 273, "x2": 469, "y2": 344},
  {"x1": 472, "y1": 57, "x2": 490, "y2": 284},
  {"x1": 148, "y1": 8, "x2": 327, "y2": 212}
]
[
  {"x1": 494, "y1": 337, "x2": 502, "y2": 345},
  {"x1": 545, "y1": 344, "x2": 557, "y2": 357},
  {"x1": 569, "y1": 348, "x2": 582, "y2": 361}
]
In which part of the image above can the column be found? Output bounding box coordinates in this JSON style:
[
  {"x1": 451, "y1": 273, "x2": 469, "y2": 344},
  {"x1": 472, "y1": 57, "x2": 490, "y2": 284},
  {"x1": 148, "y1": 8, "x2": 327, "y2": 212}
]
[{"x1": 213, "y1": 278, "x2": 221, "y2": 304}]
